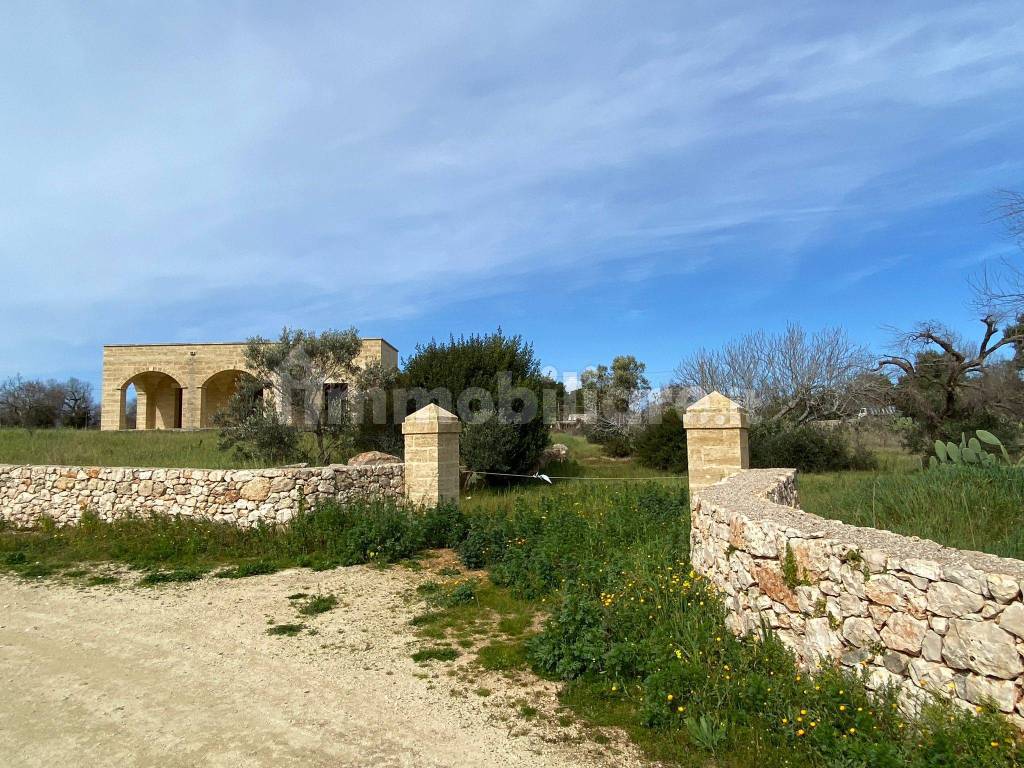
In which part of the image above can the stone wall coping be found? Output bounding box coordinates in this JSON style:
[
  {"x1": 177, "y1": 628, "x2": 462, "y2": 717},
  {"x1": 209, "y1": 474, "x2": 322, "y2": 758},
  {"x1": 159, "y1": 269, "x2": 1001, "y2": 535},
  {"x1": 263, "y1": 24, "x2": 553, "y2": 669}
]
[
  {"x1": 696, "y1": 468, "x2": 1024, "y2": 582},
  {"x1": 0, "y1": 462, "x2": 400, "y2": 475}
]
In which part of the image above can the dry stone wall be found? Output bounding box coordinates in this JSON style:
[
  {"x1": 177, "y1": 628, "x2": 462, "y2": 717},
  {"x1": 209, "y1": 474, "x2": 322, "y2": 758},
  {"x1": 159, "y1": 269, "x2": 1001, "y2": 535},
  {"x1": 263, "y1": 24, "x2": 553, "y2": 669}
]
[
  {"x1": 0, "y1": 463, "x2": 404, "y2": 529},
  {"x1": 691, "y1": 469, "x2": 1024, "y2": 725}
]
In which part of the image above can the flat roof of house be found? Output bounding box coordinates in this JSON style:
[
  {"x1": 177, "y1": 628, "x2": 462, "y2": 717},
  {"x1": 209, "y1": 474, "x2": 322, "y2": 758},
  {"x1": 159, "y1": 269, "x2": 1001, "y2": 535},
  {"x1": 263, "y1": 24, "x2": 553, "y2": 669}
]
[{"x1": 104, "y1": 337, "x2": 398, "y2": 352}]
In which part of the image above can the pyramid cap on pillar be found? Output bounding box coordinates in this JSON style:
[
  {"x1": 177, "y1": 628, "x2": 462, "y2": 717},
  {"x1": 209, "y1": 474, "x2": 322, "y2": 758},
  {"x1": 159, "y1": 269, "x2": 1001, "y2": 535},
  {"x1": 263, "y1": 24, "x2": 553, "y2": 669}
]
[
  {"x1": 683, "y1": 391, "x2": 749, "y2": 429},
  {"x1": 402, "y1": 403, "x2": 462, "y2": 434}
]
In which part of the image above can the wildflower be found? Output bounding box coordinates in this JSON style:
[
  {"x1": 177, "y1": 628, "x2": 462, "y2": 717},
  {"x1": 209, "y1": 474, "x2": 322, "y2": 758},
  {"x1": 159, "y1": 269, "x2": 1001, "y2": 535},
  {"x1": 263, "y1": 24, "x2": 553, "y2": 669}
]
[
  {"x1": 796, "y1": 729, "x2": 805, "y2": 737},
  {"x1": 667, "y1": 694, "x2": 674, "y2": 701}
]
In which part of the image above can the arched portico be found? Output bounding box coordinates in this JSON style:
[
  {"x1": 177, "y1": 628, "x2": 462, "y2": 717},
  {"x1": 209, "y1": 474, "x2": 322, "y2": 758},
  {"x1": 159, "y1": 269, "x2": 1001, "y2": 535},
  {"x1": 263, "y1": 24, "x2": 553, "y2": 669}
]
[
  {"x1": 121, "y1": 371, "x2": 184, "y2": 430},
  {"x1": 200, "y1": 369, "x2": 256, "y2": 428},
  {"x1": 100, "y1": 339, "x2": 398, "y2": 431}
]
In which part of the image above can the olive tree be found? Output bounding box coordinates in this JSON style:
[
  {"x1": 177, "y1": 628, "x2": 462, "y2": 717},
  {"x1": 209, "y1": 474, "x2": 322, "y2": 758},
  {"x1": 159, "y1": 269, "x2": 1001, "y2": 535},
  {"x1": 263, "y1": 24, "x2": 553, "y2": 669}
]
[{"x1": 218, "y1": 327, "x2": 363, "y2": 465}]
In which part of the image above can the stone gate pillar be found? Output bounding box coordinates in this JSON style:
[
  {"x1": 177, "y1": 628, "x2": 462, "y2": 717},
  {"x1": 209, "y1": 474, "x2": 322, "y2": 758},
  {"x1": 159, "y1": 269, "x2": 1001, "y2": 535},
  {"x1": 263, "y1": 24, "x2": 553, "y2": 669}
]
[
  {"x1": 683, "y1": 391, "x2": 749, "y2": 494},
  {"x1": 402, "y1": 404, "x2": 461, "y2": 507}
]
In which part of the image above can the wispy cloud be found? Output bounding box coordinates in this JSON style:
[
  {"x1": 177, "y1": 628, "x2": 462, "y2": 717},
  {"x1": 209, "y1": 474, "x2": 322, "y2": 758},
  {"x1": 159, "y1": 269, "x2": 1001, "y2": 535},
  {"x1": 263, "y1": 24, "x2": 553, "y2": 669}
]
[{"x1": 1, "y1": 2, "x2": 1023, "y2": 380}]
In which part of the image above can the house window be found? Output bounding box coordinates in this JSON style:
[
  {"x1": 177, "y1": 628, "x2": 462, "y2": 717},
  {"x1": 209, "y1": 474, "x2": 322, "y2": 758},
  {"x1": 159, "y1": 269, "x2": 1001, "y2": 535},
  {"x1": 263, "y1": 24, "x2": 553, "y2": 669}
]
[
  {"x1": 323, "y1": 383, "x2": 349, "y2": 425},
  {"x1": 290, "y1": 387, "x2": 307, "y2": 427}
]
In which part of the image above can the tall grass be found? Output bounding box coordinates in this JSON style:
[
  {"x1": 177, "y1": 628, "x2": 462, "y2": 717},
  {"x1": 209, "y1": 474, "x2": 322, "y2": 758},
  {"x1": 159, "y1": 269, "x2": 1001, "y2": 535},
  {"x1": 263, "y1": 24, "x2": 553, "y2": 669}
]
[
  {"x1": 0, "y1": 428, "x2": 264, "y2": 469},
  {"x1": 0, "y1": 427, "x2": 336, "y2": 469},
  {"x1": 0, "y1": 499, "x2": 465, "y2": 576},
  {"x1": 801, "y1": 465, "x2": 1024, "y2": 560},
  {"x1": 455, "y1": 481, "x2": 1021, "y2": 768}
]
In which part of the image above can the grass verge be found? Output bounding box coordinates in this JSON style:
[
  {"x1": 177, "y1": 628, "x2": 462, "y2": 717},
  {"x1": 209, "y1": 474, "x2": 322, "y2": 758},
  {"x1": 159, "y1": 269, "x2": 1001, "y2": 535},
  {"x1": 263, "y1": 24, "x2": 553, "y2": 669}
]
[
  {"x1": 801, "y1": 464, "x2": 1024, "y2": 559},
  {"x1": 0, "y1": 499, "x2": 466, "y2": 578}
]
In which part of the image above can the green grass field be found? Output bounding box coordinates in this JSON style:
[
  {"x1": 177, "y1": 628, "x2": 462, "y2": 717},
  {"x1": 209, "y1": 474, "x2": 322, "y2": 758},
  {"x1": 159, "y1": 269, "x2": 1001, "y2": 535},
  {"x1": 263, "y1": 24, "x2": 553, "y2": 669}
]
[
  {"x1": 0, "y1": 427, "x2": 316, "y2": 469},
  {"x1": 800, "y1": 465, "x2": 1024, "y2": 560}
]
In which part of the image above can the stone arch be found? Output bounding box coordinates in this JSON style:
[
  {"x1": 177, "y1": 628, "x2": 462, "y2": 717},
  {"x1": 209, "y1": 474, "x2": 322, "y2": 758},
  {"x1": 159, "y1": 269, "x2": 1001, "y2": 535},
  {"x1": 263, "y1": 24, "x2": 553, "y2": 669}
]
[
  {"x1": 200, "y1": 369, "x2": 257, "y2": 428},
  {"x1": 122, "y1": 370, "x2": 184, "y2": 430}
]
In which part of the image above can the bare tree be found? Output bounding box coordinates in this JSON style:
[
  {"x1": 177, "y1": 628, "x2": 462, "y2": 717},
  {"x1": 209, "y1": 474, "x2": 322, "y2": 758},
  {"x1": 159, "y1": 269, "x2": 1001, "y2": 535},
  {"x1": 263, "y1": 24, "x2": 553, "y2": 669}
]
[
  {"x1": 0, "y1": 375, "x2": 76, "y2": 429},
  {"x1": 675, "y1": 324, "x2": 871, "y2": 423},
  {"x1": 972, "y1": 191, "x2": 1024, "y2": 315},
  {"x1": 876, "y1": 316, "x2": 1024, "y2": 434},
  {"x1": 60, "y1": 377, "x2": 96, "y2": 428}
]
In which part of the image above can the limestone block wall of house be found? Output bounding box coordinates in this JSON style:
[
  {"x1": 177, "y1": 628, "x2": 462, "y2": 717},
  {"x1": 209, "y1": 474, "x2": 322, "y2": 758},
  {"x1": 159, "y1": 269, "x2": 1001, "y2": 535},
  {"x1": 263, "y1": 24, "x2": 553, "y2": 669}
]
[{"x1": 100, "y1": 338, "x2": 398, "y2": 432}]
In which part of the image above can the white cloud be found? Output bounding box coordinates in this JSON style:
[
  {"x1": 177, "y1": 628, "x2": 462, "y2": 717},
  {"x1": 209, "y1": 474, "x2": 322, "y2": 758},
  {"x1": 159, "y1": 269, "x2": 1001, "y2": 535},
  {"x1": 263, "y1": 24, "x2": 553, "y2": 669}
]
[{"x1": 1, "y1": 2, "x2": 1023, "y2": 380}]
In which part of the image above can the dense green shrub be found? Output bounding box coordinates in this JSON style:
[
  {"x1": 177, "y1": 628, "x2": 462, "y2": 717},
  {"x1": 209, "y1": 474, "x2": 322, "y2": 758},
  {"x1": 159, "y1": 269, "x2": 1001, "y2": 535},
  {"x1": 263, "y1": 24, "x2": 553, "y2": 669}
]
[
  {"x1": 599, "y1": 431, "x2": 633, "y2": 458},
  {"x1": 582, "y1": 418, "x2": 634, "y2": 458},
  {"x1": 750, "y1": 421, "x2": 876, "y2": 473},
  {"x1": 460, "y1": 417, "x2": 549, "y2": 476},
  {"x1": 633, "y1": 409, "x2": 687, "y2": 473},
  {"x1": 419, "y1": 503, "x2": 469, "y2": 549},
  {"x1": 400, "y1": 331, "x2": 556, "y2": 477}
]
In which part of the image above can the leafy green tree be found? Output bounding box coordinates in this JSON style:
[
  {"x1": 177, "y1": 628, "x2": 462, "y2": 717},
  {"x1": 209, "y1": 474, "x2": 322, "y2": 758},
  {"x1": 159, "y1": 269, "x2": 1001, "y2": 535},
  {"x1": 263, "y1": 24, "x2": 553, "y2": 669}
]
[
  {"x1": 218, "y1": 327, "x2": 363, "y2": 465},
  {"x1": 215, "y1": 379, "x2": 300, "y2": 465},
  {"x1": 633, "y1": 408, "x2": 688, "y2": 473},
  {"x1": 399, "y1": 330, "x2": 553, "y2": 477},
  {"x1": 351, "y1": 358, "x2": 403, "y2": 456},
  {"x1": 580, "y1": 355, "x2": 651, "y2": 414}
]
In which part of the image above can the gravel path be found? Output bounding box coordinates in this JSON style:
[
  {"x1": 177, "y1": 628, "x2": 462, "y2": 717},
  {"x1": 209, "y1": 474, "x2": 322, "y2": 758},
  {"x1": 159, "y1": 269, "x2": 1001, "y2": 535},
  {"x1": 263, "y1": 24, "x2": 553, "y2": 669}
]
[{"x1": 0, "y1": 562, "x2": 646, "y2": 768}]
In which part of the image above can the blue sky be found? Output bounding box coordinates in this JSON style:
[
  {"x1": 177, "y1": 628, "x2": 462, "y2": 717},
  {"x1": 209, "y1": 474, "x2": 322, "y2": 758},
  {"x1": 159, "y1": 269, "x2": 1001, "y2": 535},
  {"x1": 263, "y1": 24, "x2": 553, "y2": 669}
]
[{"x1": 2, "y1": 2, "x2": 1023, "y2": 391}]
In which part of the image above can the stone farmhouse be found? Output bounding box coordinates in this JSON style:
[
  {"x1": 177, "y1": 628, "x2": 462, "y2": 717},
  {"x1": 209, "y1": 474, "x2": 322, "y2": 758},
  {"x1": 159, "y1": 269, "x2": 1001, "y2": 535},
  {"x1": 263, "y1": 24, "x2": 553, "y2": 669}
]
[{"x1": 100, "y1": 338, "x2": 399, "y2": 431}]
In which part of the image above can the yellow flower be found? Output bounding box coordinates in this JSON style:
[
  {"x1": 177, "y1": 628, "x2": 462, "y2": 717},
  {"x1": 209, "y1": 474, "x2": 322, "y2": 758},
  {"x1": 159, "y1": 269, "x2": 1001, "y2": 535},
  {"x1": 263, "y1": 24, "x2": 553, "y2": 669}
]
[
  {"x1": 796, "y1": 729, "x2": 805, "y2": 737},
  {"x1": 848, "y1": 728, "x2": 856, "y2": 735},
  {"x1": 839, "y1": 705, "x2": 846, "y2": 712},
  {"x1": 667, "y1": 694, "x2": 674, "y2": 701}
]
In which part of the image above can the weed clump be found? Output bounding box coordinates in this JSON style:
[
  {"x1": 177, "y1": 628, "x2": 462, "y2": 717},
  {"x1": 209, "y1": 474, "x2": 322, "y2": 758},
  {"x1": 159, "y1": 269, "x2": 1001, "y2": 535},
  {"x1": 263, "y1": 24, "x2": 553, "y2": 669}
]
[
  {"x1": 412, "y1": 646, "x2": 459, "y2": 663},
  {"x1": 138, "y1": 568, "x2": 205, "y2": 585},
  {"x1": 266, "y1": 623, "x2": 305, "y2": 636},
  {"x1": 296, "y1": 593, "x2": 338, "y2": 616}
]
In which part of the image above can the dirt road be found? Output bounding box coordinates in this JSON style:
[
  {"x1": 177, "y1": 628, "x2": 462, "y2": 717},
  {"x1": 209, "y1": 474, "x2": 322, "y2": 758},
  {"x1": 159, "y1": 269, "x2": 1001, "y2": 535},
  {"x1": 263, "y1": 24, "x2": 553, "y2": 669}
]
[{"x1": 0, "y1": 564, "x2": 643, "y2": 768}]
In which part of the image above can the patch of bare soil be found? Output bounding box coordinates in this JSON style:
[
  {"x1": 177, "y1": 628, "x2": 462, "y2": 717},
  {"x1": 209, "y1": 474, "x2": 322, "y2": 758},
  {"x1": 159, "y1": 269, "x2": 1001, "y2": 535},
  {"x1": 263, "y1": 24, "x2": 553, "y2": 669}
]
[{"x1": 0, "y1": 560, "x2": 647, "y2": 768}]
